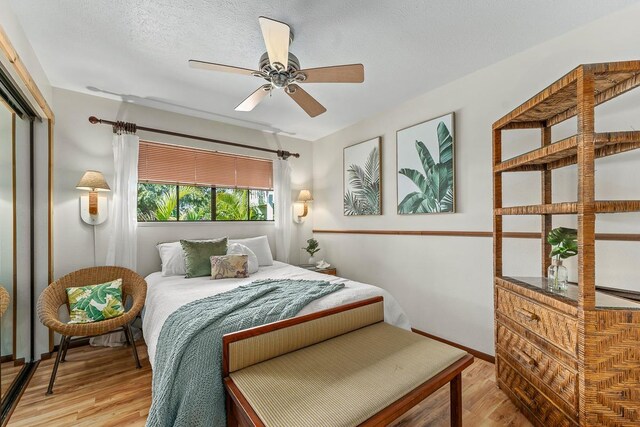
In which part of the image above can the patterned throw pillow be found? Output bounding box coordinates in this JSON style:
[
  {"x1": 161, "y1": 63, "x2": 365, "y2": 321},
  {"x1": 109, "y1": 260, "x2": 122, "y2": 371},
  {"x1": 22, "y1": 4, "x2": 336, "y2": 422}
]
[
  {"x1": 210, "y1": 254, "x2": 249, "y2": 280},
  {"x1": 66, "y1": 278, "x2": 125, "y2": 324}
]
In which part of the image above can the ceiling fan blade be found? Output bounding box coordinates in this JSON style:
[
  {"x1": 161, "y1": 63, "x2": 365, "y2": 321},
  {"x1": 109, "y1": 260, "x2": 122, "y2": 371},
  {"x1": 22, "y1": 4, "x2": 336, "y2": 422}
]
[
  {"x1": 189, "y1": 60, "x2": 257, "y2": 76},
  {"x1": 258, "y1": 16, "x2": 290, "y2": 70},
  {"x1": 298, "y1": 64, "x2": 364, "y2": 83},
  {"x1": 286, "y1": 84, "x2": 326, "y2": 117},
  {"x1": 235, "y1": 85, "x2": 271, "y2": 112}
]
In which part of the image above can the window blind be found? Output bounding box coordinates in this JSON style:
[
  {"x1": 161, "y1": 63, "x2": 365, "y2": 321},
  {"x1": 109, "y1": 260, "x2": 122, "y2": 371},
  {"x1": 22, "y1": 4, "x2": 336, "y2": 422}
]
[{"x1": 138, "y1": 141, "x2": 273, "y2": 189}]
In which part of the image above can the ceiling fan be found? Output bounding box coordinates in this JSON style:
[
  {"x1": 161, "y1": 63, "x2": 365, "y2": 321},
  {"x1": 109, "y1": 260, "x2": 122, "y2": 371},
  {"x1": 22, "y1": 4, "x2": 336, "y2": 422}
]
[{"x1": 189, "y1": 16, "x2": 364, "y2": 118}]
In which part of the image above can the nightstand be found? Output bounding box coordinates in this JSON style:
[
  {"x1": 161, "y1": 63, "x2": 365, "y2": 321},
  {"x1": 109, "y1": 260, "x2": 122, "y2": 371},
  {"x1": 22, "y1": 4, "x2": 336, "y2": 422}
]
[{"x1": 299, "y1": 265, "x2": 337, "y2": 276}]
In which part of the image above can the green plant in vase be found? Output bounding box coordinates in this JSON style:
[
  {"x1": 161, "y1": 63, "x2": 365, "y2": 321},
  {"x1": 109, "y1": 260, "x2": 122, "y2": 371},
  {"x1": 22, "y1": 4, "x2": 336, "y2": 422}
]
[
  {"x1": 303, "y1": 238, "x2": 320, "y2": 265},
  {"x1": 547, "y1": 227, "x2": 577, "y2": 290}
]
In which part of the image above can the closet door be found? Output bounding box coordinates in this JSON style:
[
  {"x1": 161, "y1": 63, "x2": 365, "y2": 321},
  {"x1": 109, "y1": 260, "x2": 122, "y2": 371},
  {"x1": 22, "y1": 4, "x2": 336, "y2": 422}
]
[
  {"x1": 13, "y1": 114, "x2": 31, "y2": 365},
  {"x1": 0, "y1": 77, "x2": 43, "y2": 423},
  {"x1": 0, "y1": 100, "x2": 34, "y2": 406},
  {"x1": 0, "y1": 102, "x2": 15, "y2": 399},
  {"x1": 0, "y1": 29, "x2": 52, "y2": 425}
]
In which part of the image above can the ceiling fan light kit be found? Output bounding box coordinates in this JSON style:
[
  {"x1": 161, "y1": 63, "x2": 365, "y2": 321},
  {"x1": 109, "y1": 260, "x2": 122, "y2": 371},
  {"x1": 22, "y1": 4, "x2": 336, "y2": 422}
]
[{"x1": 189, "y1": 16, "x2": 364, "y2": 117}]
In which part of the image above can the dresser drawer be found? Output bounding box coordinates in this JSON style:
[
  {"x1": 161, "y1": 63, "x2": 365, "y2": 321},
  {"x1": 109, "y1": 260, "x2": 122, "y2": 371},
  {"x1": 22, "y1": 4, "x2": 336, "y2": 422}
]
[
  {"x1": 497, "y1": 323, "x2": 577, "y2": 412},
  {"x1": 497, "y1": 356, "x2": 575, "y2": 427},
  {"x1": 496, "y1": 287, "x2": 577, "y2": 356}
]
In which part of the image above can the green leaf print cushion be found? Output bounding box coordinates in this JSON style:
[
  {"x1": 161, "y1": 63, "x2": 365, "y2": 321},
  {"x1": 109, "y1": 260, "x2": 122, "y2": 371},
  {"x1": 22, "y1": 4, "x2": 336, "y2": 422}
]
[{"x1": 66, "y1": 278, "x2": 125, "y2": 324}]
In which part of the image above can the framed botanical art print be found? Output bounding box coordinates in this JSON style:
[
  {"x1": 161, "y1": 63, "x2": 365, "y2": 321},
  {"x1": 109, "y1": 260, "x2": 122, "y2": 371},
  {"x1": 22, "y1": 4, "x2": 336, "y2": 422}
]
[
  {"x1": 396, "y1": 112, "x2": 455, "y2": 214},
  {"x1": 343, "y1": 137, "x2": 382, "y2": 216}
]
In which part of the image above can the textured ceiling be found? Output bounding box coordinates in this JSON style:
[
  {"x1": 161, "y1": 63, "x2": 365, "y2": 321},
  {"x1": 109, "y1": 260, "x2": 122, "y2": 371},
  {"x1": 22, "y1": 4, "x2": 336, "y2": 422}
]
[{"x1": 10, "y1": 0, "x2": 638, "y2": 140}]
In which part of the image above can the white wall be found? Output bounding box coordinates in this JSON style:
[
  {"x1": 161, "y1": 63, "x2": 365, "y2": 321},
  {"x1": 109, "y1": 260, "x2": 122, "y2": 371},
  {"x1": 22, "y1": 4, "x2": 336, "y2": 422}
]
[
  {"x1": 0, "y1": 0, "x2": 52, "y2": 109},
  {"x1": 312, "y1": 5, "x2": 640, "y2": 356},
  {"x1": 52, "y1": 88, "x2": 314, "y2": 280}
]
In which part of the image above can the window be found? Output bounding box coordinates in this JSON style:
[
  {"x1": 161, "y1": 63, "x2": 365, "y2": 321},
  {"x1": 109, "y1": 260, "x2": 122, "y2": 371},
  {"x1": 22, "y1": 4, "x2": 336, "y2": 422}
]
[
  {"x1": 137, "y1": 184, "x2": 274, "y2": 222},
  {"x1": 180, "y1": 186, "x2": 212, "y2": 221},
  {"x1": 137, "y1": 142, "x2": 274, "y2": 222}
]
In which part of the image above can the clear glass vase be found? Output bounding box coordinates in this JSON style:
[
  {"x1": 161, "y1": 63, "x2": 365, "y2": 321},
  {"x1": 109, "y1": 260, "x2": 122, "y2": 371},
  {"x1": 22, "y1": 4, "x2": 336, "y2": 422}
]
[{"x1": 547, "y1": 258, "x2": 568, "y2": 291}]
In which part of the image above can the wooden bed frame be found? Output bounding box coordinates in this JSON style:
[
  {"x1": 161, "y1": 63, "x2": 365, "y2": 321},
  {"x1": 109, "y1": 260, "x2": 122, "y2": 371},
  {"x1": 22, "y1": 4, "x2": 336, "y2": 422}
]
[{"x1": 222, "y1": 297, "x2": 474, "y2": 427}]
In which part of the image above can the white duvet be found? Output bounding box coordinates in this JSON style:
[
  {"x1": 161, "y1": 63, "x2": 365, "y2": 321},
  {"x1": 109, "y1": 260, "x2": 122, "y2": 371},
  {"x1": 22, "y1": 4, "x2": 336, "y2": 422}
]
[{"x1": 142, "y1": 262, "x2": 411, "y2": 367}]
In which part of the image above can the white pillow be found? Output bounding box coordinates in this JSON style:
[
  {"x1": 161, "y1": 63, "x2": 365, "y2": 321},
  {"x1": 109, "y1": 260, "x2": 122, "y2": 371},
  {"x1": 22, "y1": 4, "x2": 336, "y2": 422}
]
[
  {"x1": 228, "y1": 236, "x2": 274, "y2": 266},
  {"x1": 227, "y1": 243, "x2": 259, "y2": 274},
  {"x1": 157, "y1": 241, "x2": 186, "y2": 276}
]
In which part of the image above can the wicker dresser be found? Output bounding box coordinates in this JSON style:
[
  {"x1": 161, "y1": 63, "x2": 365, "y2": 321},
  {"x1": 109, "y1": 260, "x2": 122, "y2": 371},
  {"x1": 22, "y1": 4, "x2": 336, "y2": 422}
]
[{"x1": 492, "y1": 61, "x2": 640, "y2": 426}]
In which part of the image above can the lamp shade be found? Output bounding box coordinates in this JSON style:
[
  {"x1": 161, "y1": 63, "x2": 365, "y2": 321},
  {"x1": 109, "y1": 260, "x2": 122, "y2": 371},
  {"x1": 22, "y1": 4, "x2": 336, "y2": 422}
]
[
  {"x1": 297, "y1": 189, "x2": 313, "y2": 202},
  {"x1": 76, "y1": 170, "x2": 110, "y2": 192}
]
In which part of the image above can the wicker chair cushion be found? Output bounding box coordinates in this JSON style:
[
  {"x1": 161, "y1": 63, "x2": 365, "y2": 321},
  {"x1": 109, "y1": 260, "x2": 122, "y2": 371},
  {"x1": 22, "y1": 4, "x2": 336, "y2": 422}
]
[
  {"x1": 229, "y1": 322, "x2": 467, "y2": 427},
  {"x1": 66, "y1": 278, "x2": 125, "y2": 323}
]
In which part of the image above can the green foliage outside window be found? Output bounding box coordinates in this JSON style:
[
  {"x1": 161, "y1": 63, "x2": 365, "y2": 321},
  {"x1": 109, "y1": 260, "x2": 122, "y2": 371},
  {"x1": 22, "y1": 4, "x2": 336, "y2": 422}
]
[
  {"x1": 215, "y1": 188, "x2": 248, "y2": 221},
  {"x1": 249, "y1": 189, "x2": 272, "y2": 220},
  {"x1": 137, "y1": 184, "x2": 177, "y2": 221},
  {"x1": 137, "y1": 183, "x2": 274, "y2": 222},
  {"x1": 180, "y1": 186, "x2": 211, "y2": 221}
]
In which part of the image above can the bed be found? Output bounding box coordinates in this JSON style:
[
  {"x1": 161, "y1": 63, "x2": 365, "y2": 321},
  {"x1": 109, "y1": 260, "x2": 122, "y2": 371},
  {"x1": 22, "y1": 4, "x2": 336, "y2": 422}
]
[{"x1": 142, "y1": 261, "x2": 411, "y2": 368}]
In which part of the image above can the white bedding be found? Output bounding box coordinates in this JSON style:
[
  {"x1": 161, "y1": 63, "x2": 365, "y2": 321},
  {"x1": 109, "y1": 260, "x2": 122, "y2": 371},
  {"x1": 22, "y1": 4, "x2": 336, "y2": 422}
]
[{"x1": 142, "y1": 262, "x2": 411, "y2": 367}]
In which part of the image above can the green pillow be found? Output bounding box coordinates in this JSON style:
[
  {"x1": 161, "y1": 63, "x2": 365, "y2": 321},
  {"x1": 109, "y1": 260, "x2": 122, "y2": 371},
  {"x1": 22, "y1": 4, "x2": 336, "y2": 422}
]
[
  {"x1": 66, "y1": 278, "x2": 125, "y2": 324},
  {"x1": 181, "y1": 237, "x2": 228, "y2": 278}
]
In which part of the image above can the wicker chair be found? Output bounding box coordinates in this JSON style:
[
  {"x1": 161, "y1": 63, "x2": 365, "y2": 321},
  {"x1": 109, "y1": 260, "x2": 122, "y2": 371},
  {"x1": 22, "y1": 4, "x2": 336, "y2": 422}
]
[{"x1": 37, "y1": 266, "x2": 147, "y2": 395}]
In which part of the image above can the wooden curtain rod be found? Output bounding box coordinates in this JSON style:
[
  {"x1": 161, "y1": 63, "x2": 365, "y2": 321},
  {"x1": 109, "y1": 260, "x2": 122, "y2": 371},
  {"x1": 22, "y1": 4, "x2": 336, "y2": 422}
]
[{"x1": 87, "y1": 116, "x2": 300, "y2": 159}]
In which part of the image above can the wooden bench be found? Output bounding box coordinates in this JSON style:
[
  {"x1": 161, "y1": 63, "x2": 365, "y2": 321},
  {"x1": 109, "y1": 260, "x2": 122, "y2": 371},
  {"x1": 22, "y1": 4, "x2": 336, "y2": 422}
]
[{"x1": 223, "y1": 297, "x2": 473, "y2": 427}]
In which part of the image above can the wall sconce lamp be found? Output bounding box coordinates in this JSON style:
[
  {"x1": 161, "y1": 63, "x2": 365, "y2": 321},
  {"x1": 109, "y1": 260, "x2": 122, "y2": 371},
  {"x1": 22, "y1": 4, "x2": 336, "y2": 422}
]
[
  {"x1": 76, "y1": 170, "x2": 110, "y2": 225},
  {"x1": 293, "y1": 189, "x2": 313, "y2": 224}
]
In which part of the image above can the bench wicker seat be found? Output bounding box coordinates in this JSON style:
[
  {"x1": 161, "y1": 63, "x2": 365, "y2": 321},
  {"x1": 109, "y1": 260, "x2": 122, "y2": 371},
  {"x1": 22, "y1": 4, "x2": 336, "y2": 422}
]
[
  {"x1": 223, "y1": 297, "x2": 473, "y2": 427},
  {"x1": 230, "y1": 322, "x2": 467, "y2": 427}
]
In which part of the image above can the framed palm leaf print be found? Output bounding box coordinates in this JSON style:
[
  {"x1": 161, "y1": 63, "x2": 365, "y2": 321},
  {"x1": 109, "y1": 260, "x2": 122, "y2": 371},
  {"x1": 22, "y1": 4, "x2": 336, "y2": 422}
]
[
  {"x1": 397, "y1": 113, "x2": 455, "y2": 214},
  {"x1": 343, "y1": 137, "x2": 382, "y2": 216}
]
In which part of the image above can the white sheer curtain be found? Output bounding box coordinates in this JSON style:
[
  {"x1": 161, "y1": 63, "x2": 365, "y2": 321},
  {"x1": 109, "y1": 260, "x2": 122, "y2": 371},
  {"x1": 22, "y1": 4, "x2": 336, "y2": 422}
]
[
  {"x1": 96, "y1": 132, "x2": 140, "y2": 347},
  {"x1": 106, "y1": 132, "x2": 139, "y2": 269},
  {"x1": 273, "y1": 159, "x2": 292, "y2": 263}
]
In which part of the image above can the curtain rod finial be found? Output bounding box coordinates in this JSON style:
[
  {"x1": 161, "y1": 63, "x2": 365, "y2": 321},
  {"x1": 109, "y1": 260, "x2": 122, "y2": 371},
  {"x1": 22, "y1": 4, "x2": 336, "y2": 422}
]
[
  {"x1": 89, "y1": 116, "x2": 100, "y2": 124},
  {"x1": 278, "y1": 150, "x2": 295, "y2": 160},
  {"x1": 277, "y1": 150, "x2": 300, "y2": 160}
]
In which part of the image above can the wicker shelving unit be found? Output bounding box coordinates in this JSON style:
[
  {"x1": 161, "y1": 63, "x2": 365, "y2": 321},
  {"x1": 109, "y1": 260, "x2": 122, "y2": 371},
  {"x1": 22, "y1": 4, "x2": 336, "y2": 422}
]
[{"x1": 493, "y1": 61, "x2": 640, "y2": 426}]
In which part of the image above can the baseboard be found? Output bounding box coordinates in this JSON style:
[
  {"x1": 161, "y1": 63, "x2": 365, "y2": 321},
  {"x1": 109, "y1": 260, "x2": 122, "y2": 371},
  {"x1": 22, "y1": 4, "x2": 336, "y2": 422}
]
[
  {"x1": 0, "y1": 356, "x2": 25, "y2": 366},
  {"x1": 412, "y1": 328, "x2": 495, "y2": 364}
]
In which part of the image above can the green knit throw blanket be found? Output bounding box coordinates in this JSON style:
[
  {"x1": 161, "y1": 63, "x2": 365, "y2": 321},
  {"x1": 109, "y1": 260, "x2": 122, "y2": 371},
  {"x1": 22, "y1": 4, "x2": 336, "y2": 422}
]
[{"x1": 146, "y1": 279, "x2": 345, "y2": 427}]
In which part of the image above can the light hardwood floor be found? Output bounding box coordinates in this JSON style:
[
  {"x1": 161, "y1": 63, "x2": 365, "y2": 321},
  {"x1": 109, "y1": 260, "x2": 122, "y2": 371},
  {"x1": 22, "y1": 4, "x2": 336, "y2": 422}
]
[
  {"x1": 1, "y1": 361, "x2": 23, "y2": 400},
  {"x1": 9, "y1": 341, "x2": 531, "y2": 426}
]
